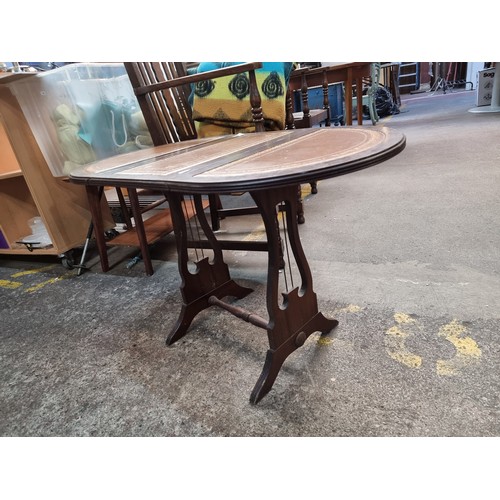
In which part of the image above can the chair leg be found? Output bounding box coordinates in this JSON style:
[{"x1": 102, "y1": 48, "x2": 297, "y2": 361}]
[
  {"x1": 115, "y1": 187, "x2": 133, "y2": 229},
  {"x1": 128, "y1": 188, "x2": 154, "y2": 276},
  {"x1": 297, "y1": 185, "x2": 305, "y2": 224},
  {"x1": 208, "y1": 194, "x2": 222, "y2": 231}
]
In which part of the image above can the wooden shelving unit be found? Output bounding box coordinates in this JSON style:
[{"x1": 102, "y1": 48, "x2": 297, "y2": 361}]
[{"x1": 0, "y1": 74, "x2": 113, "y2": 258}]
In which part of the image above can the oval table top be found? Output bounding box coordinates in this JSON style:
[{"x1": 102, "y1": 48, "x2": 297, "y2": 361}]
[{"x1": 69, "y1": 127, "x2": 406, "y2": 194}]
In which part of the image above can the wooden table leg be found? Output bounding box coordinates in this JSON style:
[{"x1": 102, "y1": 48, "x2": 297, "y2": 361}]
[
  {"x1": 167, "y1": 189, "x2": 337, "y2": 404},
  {"x1": 249, "y1": 185, "x2": 338, "y2": 404},
  {"x1": 355, "y1": 76, "x2": 364, "y2": 125},
  {"x1": 85, "y1": 185, "x2": 109, "y2": 273},
  {"x1": 166, "y1": 192, "x2": 253, "y2": 345},
  {"x1": 345, "y1": 68, "x2": 353, "y2": 126}
]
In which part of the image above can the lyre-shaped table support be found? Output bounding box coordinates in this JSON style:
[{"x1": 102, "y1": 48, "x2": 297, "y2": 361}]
[
  {"x1": 166, "y1": 192, "x2": 253, "y2": 345},
  {"x1": 166, "y1": 186, "x2": 338, "y2": 404},
  {"x1": 249, "y1": 186, "x2": 338, "y2": 403}
]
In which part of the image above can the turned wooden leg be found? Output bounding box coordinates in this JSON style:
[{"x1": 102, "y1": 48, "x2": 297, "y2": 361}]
[
  {"x1": 208, "y1": 193, "x2": 222, "y2": 231},
  {"x1": 297, "y1": 185, "x2": 305, "y2": 224}
]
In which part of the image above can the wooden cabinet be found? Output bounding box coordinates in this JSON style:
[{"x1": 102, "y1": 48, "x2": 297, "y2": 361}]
[{"x1": 0, "y1": 73, "x2": 112, "y2": 258}]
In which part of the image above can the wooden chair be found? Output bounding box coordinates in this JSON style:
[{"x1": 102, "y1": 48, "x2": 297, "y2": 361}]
[
  {"x1": 102, "y1": 62, "x2": 264, "y2": 274},
  {"x1": 288, "y1": 66, "x2": 331, "y2": 129},
  {"x1": 125, "y1": 61, "x2": 314, "y2": 220},
  {"x1": 124, "y1": 62, "x2": 268, "y2": 233}
]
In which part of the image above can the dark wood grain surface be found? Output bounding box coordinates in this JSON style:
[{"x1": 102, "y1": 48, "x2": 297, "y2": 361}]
[{"x1": 70, "y1": 127, "x2": 406, "y2": 194}]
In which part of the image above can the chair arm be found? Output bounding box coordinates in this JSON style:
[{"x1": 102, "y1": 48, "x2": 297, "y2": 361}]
[{"x1": 133, "y1": 62, "x2": 263, "y2": 96}]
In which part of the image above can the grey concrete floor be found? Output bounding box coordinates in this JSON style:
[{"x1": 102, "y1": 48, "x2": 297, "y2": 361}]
[{"x1": 1, "y1": 89, "x2": 499, "y2": 440}]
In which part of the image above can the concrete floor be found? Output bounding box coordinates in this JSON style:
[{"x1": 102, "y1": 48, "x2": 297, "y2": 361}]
[{"x1": 1, "y1": 88, "x2": 499, "y2": 439}]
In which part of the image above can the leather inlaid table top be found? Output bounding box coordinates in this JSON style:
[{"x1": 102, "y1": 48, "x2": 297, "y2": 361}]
[{"x1": 70, "y1": 127, "x2": 406, "y2": 193}]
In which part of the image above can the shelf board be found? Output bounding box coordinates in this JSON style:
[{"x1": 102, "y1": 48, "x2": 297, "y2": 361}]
[
  {"x1": 0, "y1": 246, "x2": 57, "y2": 256},
  {"x1": 0, "y1": 169, "x2": 23, "y2": 180},
  {"x1": 108, "y1": 200, "x2": 209, "y2": 247}
]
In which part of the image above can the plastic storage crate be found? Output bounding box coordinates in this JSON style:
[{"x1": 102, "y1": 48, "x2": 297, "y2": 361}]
[{"x1": 8, "y1": 63, "x2": 153, "y2": 177}]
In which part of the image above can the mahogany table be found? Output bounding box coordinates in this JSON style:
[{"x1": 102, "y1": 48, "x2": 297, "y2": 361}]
[{"x1": 70, "y1": 127, "x2": 406, "y2": 404}]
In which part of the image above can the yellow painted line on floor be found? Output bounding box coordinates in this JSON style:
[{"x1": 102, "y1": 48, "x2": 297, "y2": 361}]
[
  {"x1": 0, "y1": 279, "x2": 23, "y2": 289},
  {"x1": 24, "y1": 274, "x2": 72, "y2": 293},
  {"x1": 1, "y1": 265, "x2": 71, "y2": 292},
  {"x1": 11, "y1": 265, "x2": 56, "y2": 278},
  {"x1": 25, "y1": 280, "x2": 56, "y2": 293},
  {"x1": 385, "y1": 313, "x2": 422, "y2": 368},
  {"x1": 436, "y1": 319, "x2": 481, "y2": 376}
]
